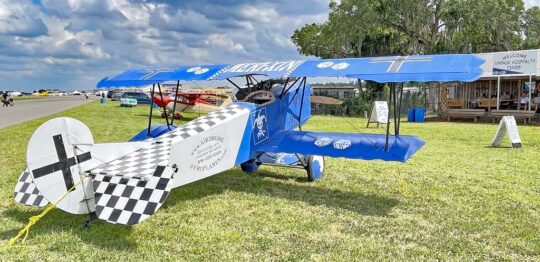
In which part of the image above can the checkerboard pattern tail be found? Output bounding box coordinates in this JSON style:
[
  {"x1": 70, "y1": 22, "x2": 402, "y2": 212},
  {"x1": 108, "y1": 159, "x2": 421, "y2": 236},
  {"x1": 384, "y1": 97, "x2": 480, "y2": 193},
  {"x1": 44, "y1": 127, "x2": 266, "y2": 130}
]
[
  {"x1": 90, "y1": 104, "x2": 248, "y2": 180},
  {"x1": 14, "y1": 168, "x2": 49, "y2": 207},
  {"x1": 92, "y1": 165, "x2": 174, "y2": 225}
]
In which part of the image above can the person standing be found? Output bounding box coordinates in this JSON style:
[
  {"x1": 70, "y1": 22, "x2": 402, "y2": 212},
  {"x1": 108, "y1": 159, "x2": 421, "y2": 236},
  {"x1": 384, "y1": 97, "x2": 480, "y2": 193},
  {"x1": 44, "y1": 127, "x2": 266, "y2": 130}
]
[
  {"x1": 520, "y1": 92, "x2": 529, "y2": 110},
  {"x1": 2, "y1": 92, "x2": 8, "y2": 107},
  {"x1": 7, "y1": 91, "x2": 14, "y2": 106}
]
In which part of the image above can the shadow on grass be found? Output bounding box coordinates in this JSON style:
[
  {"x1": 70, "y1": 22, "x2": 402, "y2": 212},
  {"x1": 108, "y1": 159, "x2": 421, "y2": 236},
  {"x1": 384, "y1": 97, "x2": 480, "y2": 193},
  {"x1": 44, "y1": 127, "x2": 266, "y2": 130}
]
[
  {"x1": 2, "y1": 168, "x2": 397, "y2": 250},
  {"x1": 483, "y1": 145, "x2": 513, "y2": 149},
  {"x1": 164, "y1": 169, "x2": 399, "y2": 217},
  {"x1": 2, "y1": 208, "x2": 136, "y2": 250}
]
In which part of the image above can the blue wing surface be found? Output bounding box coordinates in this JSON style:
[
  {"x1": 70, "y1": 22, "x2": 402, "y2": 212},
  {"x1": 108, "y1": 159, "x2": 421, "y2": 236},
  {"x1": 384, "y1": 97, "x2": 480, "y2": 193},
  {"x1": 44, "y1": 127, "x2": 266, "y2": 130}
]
[{"x1": 260, "y1": 131, "x2": 425, "y2": 162}]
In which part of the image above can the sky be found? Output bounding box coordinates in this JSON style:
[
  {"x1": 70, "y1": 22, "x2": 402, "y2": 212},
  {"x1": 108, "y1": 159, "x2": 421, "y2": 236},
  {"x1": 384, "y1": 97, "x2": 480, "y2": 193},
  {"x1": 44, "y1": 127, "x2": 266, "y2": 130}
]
[{"x1": 0, "y1": 0, "x2": 538, "y2": 91}]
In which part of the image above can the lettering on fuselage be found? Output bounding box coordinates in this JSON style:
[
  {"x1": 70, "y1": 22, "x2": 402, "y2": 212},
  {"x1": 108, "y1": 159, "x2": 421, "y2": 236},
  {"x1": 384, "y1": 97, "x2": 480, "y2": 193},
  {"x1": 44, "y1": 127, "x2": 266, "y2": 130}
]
[{"x1": 189, "y1": 136, "x2": 227, "y2": 172}]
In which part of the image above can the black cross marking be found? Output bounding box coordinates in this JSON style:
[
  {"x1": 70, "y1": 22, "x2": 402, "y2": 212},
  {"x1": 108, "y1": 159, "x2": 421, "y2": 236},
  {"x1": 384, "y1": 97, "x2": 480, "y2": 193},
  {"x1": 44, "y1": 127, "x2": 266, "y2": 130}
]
[
  {"x1": 369, "y1": 56, "x2": 432, "y2": 73},
  {"x1": 140, "y1": 67, "x2": 176, "y2": 80},
  {"x1": 32, "y1": 135, "x2": 91, "y2": 191}
]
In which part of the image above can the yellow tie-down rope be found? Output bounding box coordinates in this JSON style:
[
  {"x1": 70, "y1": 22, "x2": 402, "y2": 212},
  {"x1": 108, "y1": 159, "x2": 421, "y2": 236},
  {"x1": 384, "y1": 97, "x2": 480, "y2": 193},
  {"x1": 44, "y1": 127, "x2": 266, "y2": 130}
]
[{"x1": 8, "y1": 177, "x2": 87, "y2": 246}]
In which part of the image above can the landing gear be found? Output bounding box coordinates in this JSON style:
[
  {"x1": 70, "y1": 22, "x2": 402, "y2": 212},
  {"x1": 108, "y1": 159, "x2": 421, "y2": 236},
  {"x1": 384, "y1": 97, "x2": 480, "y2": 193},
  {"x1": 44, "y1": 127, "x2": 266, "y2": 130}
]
[
  {"x1": 240, "y1": 159, "x2": 260, "y2": 173},
  {"x1": 161, "y1": 112, "x2": 183, "y2": 119},
  {"x1": 304, "y1": 155, "x2": 325, "y2": 181},
  {"x1": 241, "y1": 155, "x2": 325, "y2": 182},
  {"x1": 161, "y1": 112, "x2": 184, "y2": 120}
]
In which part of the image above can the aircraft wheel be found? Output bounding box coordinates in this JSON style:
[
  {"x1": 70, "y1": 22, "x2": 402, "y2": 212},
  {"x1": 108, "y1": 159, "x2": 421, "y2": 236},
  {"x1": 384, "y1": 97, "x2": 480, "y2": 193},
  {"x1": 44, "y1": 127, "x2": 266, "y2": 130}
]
[
  {"x1": 241, "y1": 160, "x2": 259, "y2": 174},
  {"x1": 161, "y1": 112, "x2": 166, "y2": 118},
  {"x1": 174, "y1": 113, "x2": 183, "y2": 119},
  {"x1": 306, "y1": 155, "x2": 324, "y2": 182}
]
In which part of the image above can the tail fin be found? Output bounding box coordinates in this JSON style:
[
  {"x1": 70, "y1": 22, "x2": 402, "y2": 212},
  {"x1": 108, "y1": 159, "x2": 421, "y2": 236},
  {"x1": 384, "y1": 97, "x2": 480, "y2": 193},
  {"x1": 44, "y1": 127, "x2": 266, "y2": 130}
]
[{"x1": 21, "y1": 117, "x2": 150, "y2": 215}]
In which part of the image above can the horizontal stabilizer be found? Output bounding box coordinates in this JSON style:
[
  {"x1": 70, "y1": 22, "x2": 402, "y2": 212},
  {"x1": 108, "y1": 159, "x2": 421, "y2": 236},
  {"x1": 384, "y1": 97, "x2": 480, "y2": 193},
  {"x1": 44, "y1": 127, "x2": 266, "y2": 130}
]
[
  {"x1": 92, "y1": 165, "x2": 174, "y2": 225},
  {"x1": 79, "y1": 141, "x2": 150, "y2": 172},
  {"x1": 14, "y1": 168, "x2": 49, "y2": 207},
  {"x1": 261, "y1": 131, "x2": 425, "y2": 162}
]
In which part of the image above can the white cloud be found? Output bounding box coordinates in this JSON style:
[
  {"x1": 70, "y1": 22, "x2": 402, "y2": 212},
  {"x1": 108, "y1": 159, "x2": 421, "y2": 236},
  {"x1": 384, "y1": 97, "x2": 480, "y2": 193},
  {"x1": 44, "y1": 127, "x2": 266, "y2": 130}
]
[
  {"x1": 205, "y1": 34, "x2": 246, "y2": 52},
  {"x1": 0, "y1": 0, "x2": 332, "y2": 90},
  {"x1": 0, "y1": 1, "x2": 47, "y2": 37}
]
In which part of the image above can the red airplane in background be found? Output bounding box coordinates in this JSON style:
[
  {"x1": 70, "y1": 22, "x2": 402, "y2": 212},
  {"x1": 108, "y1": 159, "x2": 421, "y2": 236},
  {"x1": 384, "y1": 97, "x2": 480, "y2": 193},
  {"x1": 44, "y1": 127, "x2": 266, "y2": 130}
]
[{"x1": 152, "y1": 91, "x2": 232, "y2": 119}]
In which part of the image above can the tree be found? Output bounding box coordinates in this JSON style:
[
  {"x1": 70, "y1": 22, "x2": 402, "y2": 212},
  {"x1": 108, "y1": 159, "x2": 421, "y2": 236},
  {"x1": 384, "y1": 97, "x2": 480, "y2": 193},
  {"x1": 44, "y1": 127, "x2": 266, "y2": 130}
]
[
  {"x1": 522, "y1": 6, "x2": 540, "y2": 49},
  {"x1": 291, "y1": 0, "x2": 538, "y2": 58},
  {"x1": 444, "y1": 0, "x2": 525, "y2": 52}
]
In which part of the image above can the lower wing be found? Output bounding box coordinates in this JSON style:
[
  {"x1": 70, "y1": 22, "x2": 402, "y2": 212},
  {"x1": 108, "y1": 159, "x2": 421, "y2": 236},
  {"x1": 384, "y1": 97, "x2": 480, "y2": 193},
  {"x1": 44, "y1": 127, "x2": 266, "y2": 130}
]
[{"x1": 260, "y1": 131, "x2": 424, "y2": 162}]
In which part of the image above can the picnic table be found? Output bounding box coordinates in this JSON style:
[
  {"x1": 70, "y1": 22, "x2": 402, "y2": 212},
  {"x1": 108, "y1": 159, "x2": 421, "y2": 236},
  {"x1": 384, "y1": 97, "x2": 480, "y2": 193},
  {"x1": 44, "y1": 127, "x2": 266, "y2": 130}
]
[
  {"x1": 441, "y1": 109, "x2": 486, "y2": 122},
  {"x1": 490, "y1": 110, "x2": 536, "y2": 124}
]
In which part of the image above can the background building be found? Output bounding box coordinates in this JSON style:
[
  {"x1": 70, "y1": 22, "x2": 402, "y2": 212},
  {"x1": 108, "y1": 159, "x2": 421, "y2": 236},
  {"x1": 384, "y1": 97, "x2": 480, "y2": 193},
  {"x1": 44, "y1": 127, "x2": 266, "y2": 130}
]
[
  {"x1": 442, "y1": 49, "x2": 539, "y2": 112},
  {"x1": 311, "y1": 84, "x2": 357, "y2": 99}
]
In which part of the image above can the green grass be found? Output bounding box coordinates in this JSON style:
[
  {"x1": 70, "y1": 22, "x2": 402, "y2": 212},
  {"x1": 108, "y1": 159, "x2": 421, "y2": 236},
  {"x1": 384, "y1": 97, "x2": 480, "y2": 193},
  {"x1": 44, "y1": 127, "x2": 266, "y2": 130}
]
[{"x1": 0, "y1": 101, "x2": 539, "y2": 260}]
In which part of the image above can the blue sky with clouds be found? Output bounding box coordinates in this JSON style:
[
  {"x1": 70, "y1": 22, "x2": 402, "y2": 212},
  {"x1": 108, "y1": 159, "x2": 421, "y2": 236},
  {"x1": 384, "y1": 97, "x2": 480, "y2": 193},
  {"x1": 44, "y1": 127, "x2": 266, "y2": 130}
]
[{"x1": 0, "y1": 0, "x2": 538, "y2": 91}]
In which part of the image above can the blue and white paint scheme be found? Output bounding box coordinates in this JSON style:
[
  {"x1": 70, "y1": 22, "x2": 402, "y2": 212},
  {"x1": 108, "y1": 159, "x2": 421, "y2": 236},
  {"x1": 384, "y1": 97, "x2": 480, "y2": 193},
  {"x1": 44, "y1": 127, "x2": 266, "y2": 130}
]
[
  {"x1": 98, "y1": 54, "x2": 484, "y2": 87},
  {"x1": 164, "y1": 80, "x2": 423, "y2": 187},
  {"x1": 15, "y1": 53, "x2": 485, "y2": 226}
]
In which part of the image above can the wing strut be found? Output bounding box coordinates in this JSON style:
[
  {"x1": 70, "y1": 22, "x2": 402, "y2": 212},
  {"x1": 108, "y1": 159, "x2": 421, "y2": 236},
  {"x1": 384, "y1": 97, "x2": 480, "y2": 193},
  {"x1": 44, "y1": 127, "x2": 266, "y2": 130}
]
[
  {"x1": 395, "y1": 83, "x2": 404, "y2": 135},
  {"x1": 248, "y1": 75, "x2": 259, "y2": 85},
  {"x1": 297, "y1": 77, "x2": 307, "y2": 131},
  {"x1": 157, "y1": 83, "x2": 171, "y2": 130},
  {"x1": 170, "y1": 80, "x2": 180, "y2": 126},
  {"x1": 227, "y1": 78, "x2": 241, "y2": 90},
  {"x1": 147, "y1": 84, "x2": 156, "y2": 136},
  {"x1": 280, "y1": 77, "x2": 301, "y2": 99},
  {"x1": 384, "y1": 83, "x2": 393, "y2": 151},
  {"x1": 385, "y1": 82, "x2": 405, "y2": 150}
]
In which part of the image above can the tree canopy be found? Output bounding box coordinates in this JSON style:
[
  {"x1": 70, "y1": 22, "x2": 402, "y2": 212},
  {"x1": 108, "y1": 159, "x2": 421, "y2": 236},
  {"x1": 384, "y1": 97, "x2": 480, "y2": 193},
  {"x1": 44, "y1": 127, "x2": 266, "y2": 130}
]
[{"x1": 291, "y1": 0, "x2": 540, "y2": 58}]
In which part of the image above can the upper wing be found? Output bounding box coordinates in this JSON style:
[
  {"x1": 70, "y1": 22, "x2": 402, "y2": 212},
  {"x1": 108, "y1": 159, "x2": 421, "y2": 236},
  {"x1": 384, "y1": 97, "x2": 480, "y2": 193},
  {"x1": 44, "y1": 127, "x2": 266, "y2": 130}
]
[
  {"x1": 260, "y1": 131, "x2": 425, "y2": 162},
  {"x1": 97, "y1": 54, "x2": 484, "y2": 87},
  {"x1": 176, "y1": 93, "x2": 204, "y2": 102}
]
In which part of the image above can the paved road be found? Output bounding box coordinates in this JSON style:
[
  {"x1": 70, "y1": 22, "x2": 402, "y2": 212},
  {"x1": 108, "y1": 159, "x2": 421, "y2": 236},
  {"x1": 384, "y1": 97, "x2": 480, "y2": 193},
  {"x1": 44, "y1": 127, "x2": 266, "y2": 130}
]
[{"x1": 0, "y1": 96, "x2": 94, "y2": 129}]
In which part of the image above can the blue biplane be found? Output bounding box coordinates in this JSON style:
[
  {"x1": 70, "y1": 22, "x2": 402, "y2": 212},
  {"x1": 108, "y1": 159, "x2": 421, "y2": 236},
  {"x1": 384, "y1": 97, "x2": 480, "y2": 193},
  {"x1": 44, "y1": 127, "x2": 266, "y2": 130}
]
[{"x1": 14, "y1": 54, "x2": 483, "y2": 226}]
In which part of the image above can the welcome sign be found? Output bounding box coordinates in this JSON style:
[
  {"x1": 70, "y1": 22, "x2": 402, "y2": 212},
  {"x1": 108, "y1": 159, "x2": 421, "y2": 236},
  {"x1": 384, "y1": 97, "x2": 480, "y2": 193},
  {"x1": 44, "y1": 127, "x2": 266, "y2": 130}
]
[{"x1": 493, "y1": 50, "x2": 537, "y2": 75}]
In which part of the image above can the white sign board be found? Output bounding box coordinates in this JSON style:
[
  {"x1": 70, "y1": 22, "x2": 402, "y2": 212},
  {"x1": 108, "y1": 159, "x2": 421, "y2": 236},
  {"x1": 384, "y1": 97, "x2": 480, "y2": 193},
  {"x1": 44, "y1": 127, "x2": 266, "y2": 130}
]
[
  {"x1": 491, "y1": 116, "x2": 522, "y2": 148},
  {"x1": 367, "y1": 101, "x2": 389, "y2": 127},
  {"x1": 493, "y1": 50, "x2": 537, "y2": 75}
]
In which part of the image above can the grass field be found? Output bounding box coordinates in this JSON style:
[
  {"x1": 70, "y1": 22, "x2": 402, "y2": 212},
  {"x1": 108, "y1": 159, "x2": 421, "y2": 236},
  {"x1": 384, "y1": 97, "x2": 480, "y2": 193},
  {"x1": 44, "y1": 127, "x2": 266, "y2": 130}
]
[{"x1": 0, "y1": 101, "x2": 539, "y2": 261}]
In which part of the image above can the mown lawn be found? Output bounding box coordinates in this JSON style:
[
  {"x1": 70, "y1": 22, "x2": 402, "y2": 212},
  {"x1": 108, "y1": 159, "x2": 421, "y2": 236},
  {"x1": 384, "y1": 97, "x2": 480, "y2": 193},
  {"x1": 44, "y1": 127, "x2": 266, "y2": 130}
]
[{"x1": 0, "y1": 101, "x2": 539, "y2": 261}]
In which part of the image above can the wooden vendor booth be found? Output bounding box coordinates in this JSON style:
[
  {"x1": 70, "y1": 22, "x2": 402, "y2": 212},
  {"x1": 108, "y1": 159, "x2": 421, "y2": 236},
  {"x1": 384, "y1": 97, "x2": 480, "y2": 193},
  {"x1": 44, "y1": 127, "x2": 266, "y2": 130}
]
[{"x1": 441, "y1": 49, "x2": 539, "y2": 123}]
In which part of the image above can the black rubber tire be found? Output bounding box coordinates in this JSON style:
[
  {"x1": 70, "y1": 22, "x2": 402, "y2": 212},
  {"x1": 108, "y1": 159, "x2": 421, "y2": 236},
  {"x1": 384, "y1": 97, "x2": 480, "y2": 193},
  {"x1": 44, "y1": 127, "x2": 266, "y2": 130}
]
[
  {"x1": 240, "y1": 160, "x2": 260, "y2": 173},
  {"x1": 306, "y1": 155, "x2": 325, "y2": 182}
]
